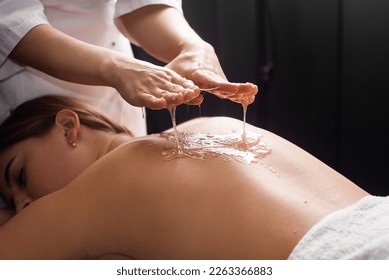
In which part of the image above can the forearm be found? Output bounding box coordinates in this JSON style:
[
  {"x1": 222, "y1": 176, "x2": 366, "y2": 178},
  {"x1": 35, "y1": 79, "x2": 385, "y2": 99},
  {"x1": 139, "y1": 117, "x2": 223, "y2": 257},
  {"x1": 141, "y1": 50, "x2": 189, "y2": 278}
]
[
  {"x1": 0, "y1": 195, "x2": 90, "y2": 260},
  {"x1": 8, "y1": 23, "x2": 199, "y2": 109},
  {"x1": 119, "y1": 5, "x2": 209, "y2": 63},
  {"x1": 9, "y1": 24, "x2": 121, "y2": 87}
]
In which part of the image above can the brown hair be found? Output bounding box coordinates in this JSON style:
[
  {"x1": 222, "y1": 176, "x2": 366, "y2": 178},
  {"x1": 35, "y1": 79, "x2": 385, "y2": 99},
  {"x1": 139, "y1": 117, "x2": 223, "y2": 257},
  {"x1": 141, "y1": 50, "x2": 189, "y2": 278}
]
[{"x1": 0, "y1": 95, "x2": 133, "y2": 153}]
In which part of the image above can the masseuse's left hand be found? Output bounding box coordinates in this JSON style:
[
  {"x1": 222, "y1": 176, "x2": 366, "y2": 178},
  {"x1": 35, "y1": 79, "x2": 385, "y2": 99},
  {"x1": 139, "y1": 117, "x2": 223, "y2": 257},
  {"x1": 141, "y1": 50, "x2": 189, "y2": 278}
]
[{"x1": 166, "y1": 42, "x2": 258, "y2": 106}]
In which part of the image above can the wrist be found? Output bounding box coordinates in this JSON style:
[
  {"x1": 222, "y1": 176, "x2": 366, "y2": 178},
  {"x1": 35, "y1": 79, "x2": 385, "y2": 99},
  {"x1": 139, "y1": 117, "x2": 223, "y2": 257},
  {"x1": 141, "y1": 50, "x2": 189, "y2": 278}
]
[
  {"x1": 179, "y1": 40, "x2": 214, "y2": 55},
  {"x1": 99, "y1": 50, "x2": 127, "y2": 89}
]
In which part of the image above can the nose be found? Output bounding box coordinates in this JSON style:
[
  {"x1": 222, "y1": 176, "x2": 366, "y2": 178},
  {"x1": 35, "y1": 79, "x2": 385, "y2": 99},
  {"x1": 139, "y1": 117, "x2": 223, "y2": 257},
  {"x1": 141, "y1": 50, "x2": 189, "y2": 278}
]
[{"x1": 13, "y1": 188, "x2": 32, "y2": 213}]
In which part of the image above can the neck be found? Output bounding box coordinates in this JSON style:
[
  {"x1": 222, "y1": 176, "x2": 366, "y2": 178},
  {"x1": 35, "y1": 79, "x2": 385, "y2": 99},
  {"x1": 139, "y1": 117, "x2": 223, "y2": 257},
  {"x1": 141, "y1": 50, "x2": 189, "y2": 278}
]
[{"x1": 96, "y1": 133, "x2": 133, "y2": 160}]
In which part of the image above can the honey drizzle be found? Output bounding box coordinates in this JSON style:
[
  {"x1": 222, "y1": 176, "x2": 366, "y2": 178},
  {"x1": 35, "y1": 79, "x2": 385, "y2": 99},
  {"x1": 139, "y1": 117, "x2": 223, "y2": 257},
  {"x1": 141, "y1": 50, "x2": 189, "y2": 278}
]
[
  {"x1": 167, "y1": 107, "x2": 181, "y2": 149},
  {"x1": 161, "y1": 95, "x2": 279, "y2": 176},
  {"x1": 242, "y1": 104, "x2": 248, "y2": 144}
]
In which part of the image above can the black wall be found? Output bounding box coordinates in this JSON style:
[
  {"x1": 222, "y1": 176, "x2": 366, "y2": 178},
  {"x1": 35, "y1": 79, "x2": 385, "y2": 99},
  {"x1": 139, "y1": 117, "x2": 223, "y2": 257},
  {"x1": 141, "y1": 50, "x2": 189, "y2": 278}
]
[
  {"x1": 261, "y1": 0, "x2": 389, "y2": 195},
  {"x1": 135, "y1": 0, "x2": 389, "y2": 195}
]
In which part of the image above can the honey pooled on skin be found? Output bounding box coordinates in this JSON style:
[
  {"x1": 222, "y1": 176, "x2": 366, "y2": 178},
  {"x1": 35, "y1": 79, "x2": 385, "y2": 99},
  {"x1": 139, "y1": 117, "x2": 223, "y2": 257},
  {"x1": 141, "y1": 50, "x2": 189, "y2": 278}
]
[
  {"x1": 160, "y1": 129, "x2": 271, "y2": 165},
  {"x1": 161, "y1": 92, "x2": 277, "y2": 171}
]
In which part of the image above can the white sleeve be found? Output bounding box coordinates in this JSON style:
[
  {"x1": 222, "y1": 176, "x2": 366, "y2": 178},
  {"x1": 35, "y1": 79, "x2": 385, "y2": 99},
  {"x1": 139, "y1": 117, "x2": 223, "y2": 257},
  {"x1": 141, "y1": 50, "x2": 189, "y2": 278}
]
[
  {"x1": 0, "y1": 0, "x2": 49, "y2": 80},
  {"x1": 114, "y1": 0, "x2": 183, "y2": 19}
]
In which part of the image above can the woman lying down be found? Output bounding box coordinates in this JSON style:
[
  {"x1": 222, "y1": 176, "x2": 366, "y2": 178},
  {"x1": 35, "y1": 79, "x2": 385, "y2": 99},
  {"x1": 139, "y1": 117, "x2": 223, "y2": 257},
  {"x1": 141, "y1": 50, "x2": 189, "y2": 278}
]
[{"x1": 0, "y1": 95, "x2": 388, "y2": 260}]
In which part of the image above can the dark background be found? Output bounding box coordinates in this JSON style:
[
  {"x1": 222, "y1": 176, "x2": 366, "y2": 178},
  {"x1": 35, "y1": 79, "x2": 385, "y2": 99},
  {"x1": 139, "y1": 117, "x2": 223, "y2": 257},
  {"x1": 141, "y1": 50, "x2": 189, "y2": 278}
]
[{"x1": 133, "y1": 0, "x2": 389, "y2": 196}]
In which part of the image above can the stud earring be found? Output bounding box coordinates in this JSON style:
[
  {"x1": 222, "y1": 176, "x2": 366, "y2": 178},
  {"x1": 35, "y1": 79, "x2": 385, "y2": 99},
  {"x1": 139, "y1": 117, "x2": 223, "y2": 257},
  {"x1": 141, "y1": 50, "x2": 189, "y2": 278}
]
[{"x1": 69, "y1": 140, "x2": 76, "y2": 148}]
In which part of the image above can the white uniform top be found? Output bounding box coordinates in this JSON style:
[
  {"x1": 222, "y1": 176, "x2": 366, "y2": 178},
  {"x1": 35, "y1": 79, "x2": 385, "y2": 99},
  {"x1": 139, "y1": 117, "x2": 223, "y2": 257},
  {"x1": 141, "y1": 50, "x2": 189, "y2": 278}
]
[{"x1": 0, "y1": 0, "x2": 182, "y2": 136}]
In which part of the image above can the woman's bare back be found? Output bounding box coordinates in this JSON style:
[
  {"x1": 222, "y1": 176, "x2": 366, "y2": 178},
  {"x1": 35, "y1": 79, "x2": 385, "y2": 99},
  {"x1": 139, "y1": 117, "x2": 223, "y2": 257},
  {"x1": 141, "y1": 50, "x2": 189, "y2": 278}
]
[{"x1": 0, "y1": 117, "x2": 368, "y2": 259}]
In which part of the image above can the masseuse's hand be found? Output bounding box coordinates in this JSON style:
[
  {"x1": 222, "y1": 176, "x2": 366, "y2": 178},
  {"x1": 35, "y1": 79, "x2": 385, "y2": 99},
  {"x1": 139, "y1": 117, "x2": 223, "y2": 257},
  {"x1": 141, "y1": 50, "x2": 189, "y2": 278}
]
[
  {"x1": 166, "y1": 42, "x2": 259, "y2": 106},
  {"x1": 108, "y1": 55, "x2": 201, "y2": 109},
  {"x1": 119, "y1": 5, "x2": 258, "y2": 107}
]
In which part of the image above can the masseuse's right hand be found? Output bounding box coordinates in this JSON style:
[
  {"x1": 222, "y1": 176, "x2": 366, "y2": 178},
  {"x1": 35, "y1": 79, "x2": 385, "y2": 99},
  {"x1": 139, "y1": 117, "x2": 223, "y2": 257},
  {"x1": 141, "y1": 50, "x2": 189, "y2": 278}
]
[{"x1": 105, "y1": 55, "x2": 201, "y2": 109}]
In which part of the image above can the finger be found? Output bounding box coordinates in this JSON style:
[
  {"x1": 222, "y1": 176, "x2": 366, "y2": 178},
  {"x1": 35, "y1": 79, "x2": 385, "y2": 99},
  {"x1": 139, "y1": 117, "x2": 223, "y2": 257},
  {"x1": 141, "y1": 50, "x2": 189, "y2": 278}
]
[
  {"x1": 230, "y1": 95, "x2": 256, "y2": 105},
  {"x1": 237, "y1": 83, "x2": 258, "y2": 95},
  {"x1": 179, "y1": 78, "x2": 197, "y2": 89},
  {"x1": 160, "y1": 89, "x2": 184, "y2": 105},
  {"x1": 168, "y1": 69, "x2": 197, "y2": 89},
  {"x1": 191, "y1": 70, "x2": 258, "y2": 97},
  {"x1": 175, "y1": 76, "x2": 201, "y2": 101},
  {"x1": 162, "y1": 81, "x2": 200, "y2": 105},
  {"x1": 159, "y1": 84, "x2": 187, "y2": 108},
  {"x1": 138, "y1": 93, "x2": 167, "y2": 110},
  {"x1": 181, "y1": 86, "x2": 201, "y2": 103},
  {"x1": 211, "y1": 83, "x2": 258, "y2": 97},
  {"x1": 185, "y1": 94, "x2": 204, "y2": 106},
  {"x1": 193, "y1": 69, "x2": 257, "y2": 92}
]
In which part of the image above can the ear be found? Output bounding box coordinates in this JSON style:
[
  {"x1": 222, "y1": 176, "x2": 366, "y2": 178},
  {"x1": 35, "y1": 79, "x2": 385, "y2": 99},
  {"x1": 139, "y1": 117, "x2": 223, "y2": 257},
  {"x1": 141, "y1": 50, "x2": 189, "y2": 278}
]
[{"x1": 55, "y1": 109, "x2": 80, "y2": 146}]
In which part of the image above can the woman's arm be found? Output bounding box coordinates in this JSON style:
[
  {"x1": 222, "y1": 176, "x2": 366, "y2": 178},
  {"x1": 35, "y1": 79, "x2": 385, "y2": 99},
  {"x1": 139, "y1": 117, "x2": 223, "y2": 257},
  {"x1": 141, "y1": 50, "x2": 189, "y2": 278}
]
[
  {"x1": 0, "y1": 191, "x2": 94, "y2": 259},
  {"x1": 118, "y1": 5, "x2": 258, "y2": 104},
  {"x1": 9, "y1": 24, "x2": 199, "y2": 109}
]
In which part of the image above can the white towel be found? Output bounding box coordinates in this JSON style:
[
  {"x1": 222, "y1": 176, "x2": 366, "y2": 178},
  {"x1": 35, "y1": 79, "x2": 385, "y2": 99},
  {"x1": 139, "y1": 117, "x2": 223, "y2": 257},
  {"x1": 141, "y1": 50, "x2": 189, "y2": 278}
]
[{"x1": 288, "y1": 195, "x2": 389, "y2": 259}]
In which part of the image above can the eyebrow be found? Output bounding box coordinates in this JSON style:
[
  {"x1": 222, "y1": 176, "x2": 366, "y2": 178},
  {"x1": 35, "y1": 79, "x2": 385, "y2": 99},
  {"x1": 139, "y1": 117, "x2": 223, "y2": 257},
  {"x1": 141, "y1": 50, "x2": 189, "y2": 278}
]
[{"x1": 4, "y1": 156, "x2": 16, "y2": 188}]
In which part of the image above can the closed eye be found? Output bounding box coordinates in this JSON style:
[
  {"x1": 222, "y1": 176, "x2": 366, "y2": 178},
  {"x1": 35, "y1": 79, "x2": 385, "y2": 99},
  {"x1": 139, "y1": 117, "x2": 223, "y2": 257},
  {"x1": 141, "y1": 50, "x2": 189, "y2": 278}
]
[{"x1": 18, "y1": 167, "x2": 26, "y2": 188}]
